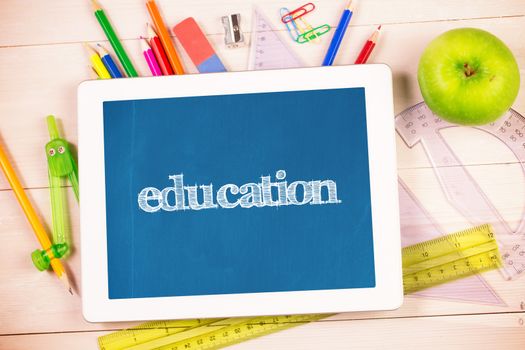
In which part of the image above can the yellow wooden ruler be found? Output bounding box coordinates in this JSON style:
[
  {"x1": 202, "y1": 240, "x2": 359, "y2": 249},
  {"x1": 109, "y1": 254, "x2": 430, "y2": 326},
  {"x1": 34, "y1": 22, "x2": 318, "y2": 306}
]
[{"x1": 99, "y1": 224, "x2": 501, "y2": 350}]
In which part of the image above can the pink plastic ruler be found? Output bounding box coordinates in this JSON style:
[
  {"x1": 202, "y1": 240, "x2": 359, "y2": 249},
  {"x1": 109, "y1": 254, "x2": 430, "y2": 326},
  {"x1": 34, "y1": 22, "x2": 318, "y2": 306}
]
[{"x1": 396, "y1": 102, "x2": 525, "y2": 280}]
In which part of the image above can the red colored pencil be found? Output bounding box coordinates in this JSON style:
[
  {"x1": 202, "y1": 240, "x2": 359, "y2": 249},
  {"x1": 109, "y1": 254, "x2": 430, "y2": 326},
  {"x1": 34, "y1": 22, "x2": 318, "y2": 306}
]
[
  {"x1": 147, "y1": 24, "x2": 174, "y2": 75},
  {"x1": 355, "y1": 25, "x2": 381, "y2": 64}
]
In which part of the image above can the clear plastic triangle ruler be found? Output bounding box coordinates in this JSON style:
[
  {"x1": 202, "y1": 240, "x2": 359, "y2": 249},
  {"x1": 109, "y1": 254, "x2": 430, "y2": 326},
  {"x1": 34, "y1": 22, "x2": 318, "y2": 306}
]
[
  {"x1": 399, "y1": 178, "x2": 504, "y2": 305},
  {"x1": 248, "y1": 8, "x2": 304, "y2": 71},
  {"x1": 396, "y1": 102, "x2": 525, "y2": 280}
]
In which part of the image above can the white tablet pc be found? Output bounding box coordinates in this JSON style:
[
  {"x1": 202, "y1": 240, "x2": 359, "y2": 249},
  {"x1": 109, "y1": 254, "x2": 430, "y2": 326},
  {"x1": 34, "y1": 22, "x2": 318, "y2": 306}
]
[{"x1": 78, "y1": 65, "x2": 403, "y2": 322}]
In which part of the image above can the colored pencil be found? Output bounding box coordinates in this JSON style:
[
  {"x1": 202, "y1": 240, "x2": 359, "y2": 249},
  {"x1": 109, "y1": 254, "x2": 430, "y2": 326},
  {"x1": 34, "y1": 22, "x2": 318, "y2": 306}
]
[
  {"x1": 96, "y1": 43, "x2": 123, "y2": 78},
  {"x1": 91, "y1": 0, "x2": 138, "y2": 77},
  {"x1": 141, "y1": 38, "x2": 162, "y2": 76},
  {"x1": 322, "y1": 0, "x2": 355, "y2": 66},
  {"x1": 146, "y1": 0, "x2": 185, "y2": 75},
  {"x1": 84, "y1": 43, "x2": 111, "y2": 79},
  {"x1": 89, "y1": 65, "x2": 101, "y2": 79},
  {"x1": 355, "y1": 25, "x2": 381, "y2": 64},
  {"x1": 147, "y1": 24, "x2": 173, "y2": 75},
  {"x1": 0, "y1": 143, "x2": 72, "y2": 294}
]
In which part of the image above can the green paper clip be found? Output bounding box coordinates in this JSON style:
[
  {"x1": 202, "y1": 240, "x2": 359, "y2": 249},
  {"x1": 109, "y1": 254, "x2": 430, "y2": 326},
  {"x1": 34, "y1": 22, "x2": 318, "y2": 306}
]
[
  {"x1": 296, "y1": 24, "x2": 331, "y2": 44},
  {"x1": 45, "y1": 115, "x2": 79, "y2": 252}
]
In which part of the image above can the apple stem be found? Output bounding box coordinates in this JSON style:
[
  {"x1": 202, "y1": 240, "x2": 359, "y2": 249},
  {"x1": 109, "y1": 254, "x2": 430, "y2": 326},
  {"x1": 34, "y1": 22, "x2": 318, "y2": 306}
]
[{"x1": 463, "y1": 63, "x2": 476, "y2": 77}]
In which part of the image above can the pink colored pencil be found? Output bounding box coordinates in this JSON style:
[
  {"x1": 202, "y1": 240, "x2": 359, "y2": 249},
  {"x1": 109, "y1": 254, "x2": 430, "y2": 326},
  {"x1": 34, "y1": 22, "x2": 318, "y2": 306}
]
[{"x1": 140, "y1": 37, "x2": 162, "y2": 76}]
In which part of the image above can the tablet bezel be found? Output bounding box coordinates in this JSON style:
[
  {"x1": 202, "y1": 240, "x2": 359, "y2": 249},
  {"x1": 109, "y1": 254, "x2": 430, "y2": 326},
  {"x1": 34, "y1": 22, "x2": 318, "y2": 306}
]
[{"x1": 78, "y1": 65, "x2": 403, "y2": 322}]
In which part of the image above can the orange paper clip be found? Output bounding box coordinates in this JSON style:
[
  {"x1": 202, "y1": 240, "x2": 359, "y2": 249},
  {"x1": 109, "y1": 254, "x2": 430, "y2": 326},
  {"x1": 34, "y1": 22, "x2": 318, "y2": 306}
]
[{"x1": 281, "y1": 2, "x2": 316, "y2": 23}]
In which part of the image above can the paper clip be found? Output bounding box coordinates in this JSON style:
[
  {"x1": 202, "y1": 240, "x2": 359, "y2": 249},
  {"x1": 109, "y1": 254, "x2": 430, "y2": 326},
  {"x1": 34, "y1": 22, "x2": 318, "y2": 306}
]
[
  {"x1": 281, "y1": 2, "x2": 315, "y2": 23},
  {"x1": 280, "y1": 8, "x2": 301, "y2": 41},
  {"x1": 293, "y1": 17, "x2": 319, "y2": 44},
  {"x1": 296, "y1": 24, "x2": 331, "y2": 44}
]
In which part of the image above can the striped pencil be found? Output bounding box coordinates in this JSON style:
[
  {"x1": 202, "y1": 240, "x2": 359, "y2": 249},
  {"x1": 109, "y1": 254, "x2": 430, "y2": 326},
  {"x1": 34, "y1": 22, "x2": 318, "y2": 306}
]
[
  {"x1": 141, "y1": 38, "x2": 162, "y2": 76},
  {"x1": 96, "y1": 44, "x2": 123, "y2": 78},
  {"x1": 147, "y1": 24, "x2": 173, "y2": 75}
]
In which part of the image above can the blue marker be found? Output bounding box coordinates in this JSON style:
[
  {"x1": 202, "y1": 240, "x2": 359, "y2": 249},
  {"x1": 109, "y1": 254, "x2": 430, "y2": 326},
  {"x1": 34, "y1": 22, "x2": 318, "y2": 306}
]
[
  {"x1": 322, "y1": 0, "x2": 355, "y2": 66},
  {"x1": 96, "y1": 44, "x2": 123, "y2": 78}
]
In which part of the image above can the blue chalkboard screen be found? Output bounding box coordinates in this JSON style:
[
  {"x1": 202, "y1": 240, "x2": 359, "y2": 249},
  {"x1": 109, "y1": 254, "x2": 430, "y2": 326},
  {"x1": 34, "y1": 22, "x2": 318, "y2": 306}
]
[{"x1": 103, "y1": 88, "x2": 375, "y2": 299}]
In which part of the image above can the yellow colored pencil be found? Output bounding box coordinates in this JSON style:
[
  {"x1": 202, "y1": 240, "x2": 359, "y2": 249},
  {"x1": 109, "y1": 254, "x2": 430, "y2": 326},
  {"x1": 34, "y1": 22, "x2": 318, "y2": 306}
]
[
  {"x1": 0, "y1": 142, "x2": 73, "y2": 294},
  {"x1": 89, "y1": 65, "x2": 101, "y2": 80},
  {"x1": 84, "y1": 43, "x2": 111, "y2": 79}
]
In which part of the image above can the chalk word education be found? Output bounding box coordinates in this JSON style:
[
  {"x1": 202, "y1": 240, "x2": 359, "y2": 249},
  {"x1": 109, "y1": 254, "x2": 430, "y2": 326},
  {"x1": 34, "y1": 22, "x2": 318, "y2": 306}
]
[{"x1": 138, "y1": 170, "x2": 341, "y2": 213}]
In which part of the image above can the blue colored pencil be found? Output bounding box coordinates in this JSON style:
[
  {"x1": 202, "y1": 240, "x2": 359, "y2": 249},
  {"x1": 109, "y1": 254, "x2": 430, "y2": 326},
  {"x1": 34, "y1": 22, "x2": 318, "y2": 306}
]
[
  {"x1": 96, "y1": 44, "x2": 123, "y2": 78},
  {"x1": 322, "y1": 0, "x2": 355, "y2": 66}
]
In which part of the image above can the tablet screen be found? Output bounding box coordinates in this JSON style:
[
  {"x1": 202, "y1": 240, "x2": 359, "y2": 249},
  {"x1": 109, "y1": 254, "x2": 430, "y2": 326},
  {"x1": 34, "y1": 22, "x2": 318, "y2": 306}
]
[{"x1": 103, "y1": 87, "x2": 375, "y2": 299}]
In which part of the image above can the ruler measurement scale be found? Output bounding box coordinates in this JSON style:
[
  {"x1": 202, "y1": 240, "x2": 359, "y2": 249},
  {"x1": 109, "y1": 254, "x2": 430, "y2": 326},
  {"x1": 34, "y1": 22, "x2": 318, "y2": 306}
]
[
  {"x1": 396, "y1": 102, "x2": 525, "y2": 279},
  {"x1": 248, "y1": 9, "x2": 304, "y2": 70},
  {"x1": 99, "y1": 225, "x2": 501, "y2": 350},
  {"x1": 98, "y1": 319, "x2": 220, "y2": 350},
  {"x1": 99, "y1": 314, "x2": 329, "y2": 350},
  {"x1": 402, "y1": 224, "x2": 502, "y2": 294},
  {"x1": 404, "y1": 250, "x2": 501, "y2": 294}
]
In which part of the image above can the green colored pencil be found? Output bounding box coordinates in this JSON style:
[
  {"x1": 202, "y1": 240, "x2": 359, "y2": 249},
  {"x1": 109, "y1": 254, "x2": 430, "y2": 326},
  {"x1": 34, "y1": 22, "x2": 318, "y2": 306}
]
[{"x1": 91, "y1": 0, "x2": 138, "y2": 77}]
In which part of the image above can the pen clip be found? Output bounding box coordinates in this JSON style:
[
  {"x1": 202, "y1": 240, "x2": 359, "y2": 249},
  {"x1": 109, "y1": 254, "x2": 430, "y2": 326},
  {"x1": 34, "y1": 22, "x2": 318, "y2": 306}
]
[{"x1": 281, "y1": 2, "x2": 316, "y2": 23}]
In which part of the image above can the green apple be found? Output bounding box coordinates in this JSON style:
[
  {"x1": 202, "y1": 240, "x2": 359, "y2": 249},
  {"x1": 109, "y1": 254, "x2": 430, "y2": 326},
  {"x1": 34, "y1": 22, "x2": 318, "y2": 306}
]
[{"x1": 418, "y1": 28, "x2": 520, "y2": 125}]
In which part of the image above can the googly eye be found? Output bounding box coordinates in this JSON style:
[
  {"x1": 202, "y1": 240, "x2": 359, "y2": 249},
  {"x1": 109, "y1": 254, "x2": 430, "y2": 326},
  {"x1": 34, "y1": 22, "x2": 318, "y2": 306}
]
[
  {"x1": 58, "y1": 146, "x2": 65, "y2": 154},
  {"x1": 48, "y1": 148, "x2": 56, "y2": 156}
]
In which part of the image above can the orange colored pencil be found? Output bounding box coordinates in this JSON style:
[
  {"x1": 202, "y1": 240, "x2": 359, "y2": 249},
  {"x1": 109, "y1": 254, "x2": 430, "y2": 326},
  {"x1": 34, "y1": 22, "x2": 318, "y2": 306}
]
[
  {"x1": 146, "y1": 0, "x2": 185, "y2": 75},
  {"x1": 0, "y1": 142, "x2": 72, "y2": 294}
]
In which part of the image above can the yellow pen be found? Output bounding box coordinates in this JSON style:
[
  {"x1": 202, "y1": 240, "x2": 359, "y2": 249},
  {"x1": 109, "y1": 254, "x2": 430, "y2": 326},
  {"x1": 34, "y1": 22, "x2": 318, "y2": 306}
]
[{"x1": 84, "y1": 43, "x2": 111, "y2": 79}]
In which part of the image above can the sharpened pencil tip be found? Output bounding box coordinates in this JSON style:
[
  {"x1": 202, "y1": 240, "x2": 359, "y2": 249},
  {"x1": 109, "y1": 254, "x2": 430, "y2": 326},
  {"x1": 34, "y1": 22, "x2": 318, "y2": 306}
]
[
  {"x1": 91, "y1": 0, "x2": 101, "y2": 11},
  {"x1": 96, "y1": 43, "x2": 108, "y2": 56},
  {"x1": 147, "y1": 23, "x2": 157, "y2": 39},
  {"x1": 60, "y1": 270, "x2": 74, "y2": 295},
  {"x1": 140, "y1": 37, "x2": 151, "y2": 51},
  {"x1": 347, "y1": 0, "x2": 355, "y2": 11},
  {"x1": 377, "y1": 25, "x2": 382, "y2": 31},
  {"x1": 83, "y1": 42, "x2": 96, "y2": 55}
]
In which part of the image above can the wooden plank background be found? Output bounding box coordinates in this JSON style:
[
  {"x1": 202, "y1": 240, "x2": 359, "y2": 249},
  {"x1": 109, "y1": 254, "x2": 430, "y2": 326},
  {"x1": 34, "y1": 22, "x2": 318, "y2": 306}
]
[{"x1": 0, "y1": 0, "x2": 524, "y2": 348}]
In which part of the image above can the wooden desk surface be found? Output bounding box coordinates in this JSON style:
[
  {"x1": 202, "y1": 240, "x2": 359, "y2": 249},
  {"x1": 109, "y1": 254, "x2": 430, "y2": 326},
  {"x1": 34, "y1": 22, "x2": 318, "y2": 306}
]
[{"x1": 0, "y1": 0, "x2": 524, "y2": 348}]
